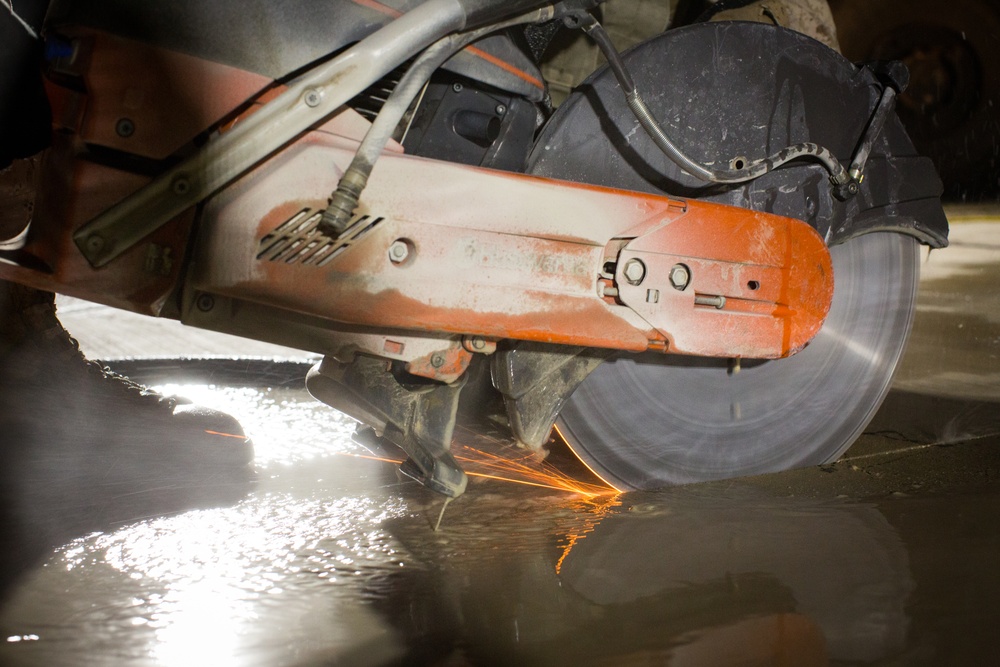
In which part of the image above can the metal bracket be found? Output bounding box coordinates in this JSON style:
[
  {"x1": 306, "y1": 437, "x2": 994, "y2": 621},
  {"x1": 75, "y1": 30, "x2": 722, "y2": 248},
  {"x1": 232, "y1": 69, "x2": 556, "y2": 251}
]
[
  {"x1": 305, "y1": 355, "x2": 469, "y2": 497},
  {"x1": 72, "y1": 0, "x2": 469, "y2": 267},
  {"x1": 492, "y1": 342, "x2": 610, "y2": 449}
]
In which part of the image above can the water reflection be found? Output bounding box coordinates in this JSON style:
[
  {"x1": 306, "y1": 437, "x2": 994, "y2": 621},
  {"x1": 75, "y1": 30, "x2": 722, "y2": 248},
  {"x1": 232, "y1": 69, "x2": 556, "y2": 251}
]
[
  {"x1": 559, "y1": 492, "x2": 912, "y2": 664},
  {"x1": 378, "y1": 487, "x2": 913, "y2": 666},
  {"x1": 2, "y1": 377, "x2": 999, "y2": 666}
]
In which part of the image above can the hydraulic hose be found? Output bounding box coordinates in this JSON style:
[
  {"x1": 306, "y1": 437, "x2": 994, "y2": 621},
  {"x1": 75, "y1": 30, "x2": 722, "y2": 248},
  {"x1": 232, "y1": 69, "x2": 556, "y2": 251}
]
[
  {"x1": 580, "y1": 18, "x2": 851, "y2": 188},
  {"x1": 321, "y1": 6, "x2": 556, "y2": 235}
]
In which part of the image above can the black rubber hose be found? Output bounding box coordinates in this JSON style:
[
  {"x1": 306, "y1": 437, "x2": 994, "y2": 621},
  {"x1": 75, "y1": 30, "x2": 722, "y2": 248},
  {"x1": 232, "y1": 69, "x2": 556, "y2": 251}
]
[{"x1": 582, "y1": 19, "x2": 851, "y2": 187}]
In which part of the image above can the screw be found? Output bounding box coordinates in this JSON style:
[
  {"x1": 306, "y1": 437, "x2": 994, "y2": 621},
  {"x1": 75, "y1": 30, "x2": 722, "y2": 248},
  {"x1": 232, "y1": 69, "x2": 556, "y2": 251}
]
[
  {"x1": 622, "y1": 259, "x2": 646, "y2": 286},
  {"x1": 85, "y1": 234, "x2": 105, "y2": 253},
  {"x1": 669, "y1": 264, "x2": 690, "y2": 291},
  {"x1": 452, "y1": 82, "x2": 464, "y2": 93},
  {"x1": 171, "y1": 176, "x2": 191, "y2": 196},
  {"x1": 115, "y1": 118, "x2": 135, "y2": 138},
  {"x1": 430, "y1": 353, "x2": 445, "y2": 368},
  {"x1": 469, "y1": 336, "x2": 486, "y2": 351},
  {"x1": 196, "y1": 293, "x2": 215, "y2": 312},
  {"x1": 388, "y1": 240, "x2": 409, "y2": 264},
  {"x1": 495, "y1": 104, "x2": 507, "y2": 116},
  {"x1": 304, "y1": 88, "x2": 322, "y2": 107}
]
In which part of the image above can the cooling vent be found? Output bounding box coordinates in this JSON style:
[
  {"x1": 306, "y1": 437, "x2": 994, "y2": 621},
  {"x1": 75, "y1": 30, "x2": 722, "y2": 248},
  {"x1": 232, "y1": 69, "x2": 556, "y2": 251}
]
[
  {"x1": 348, "y1": 63, "x2": 408, "y2": 122},
  {"x1": 257, "y1": 209, "x2": 384, "y2": 266}
]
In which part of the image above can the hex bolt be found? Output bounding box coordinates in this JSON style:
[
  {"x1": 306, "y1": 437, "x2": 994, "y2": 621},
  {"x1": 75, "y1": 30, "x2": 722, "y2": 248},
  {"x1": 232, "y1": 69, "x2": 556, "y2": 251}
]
[
  {"x1": 304, "y1": 88, "x2": 322, "y2": 108},
  {"x1": 669, "y1": 264, "x2": 690, "y2": 291},
  {"x1": 115, "y1": 117, "x2": 135, "y2": 138},
  {"x1": 622, "y1": 258, "x2": 646, "y2": 286},
  {"x1": 462, "y1": 335, "x2": 495, "y2": 355},
  {"x1": 196, "y1": 293, "x2": 215, "y2": 312},
  {"x1": 388, "y1": 240, "x2": 410, "y2": 264},
  {"x1": 430, "y1": 353, "x2": 445, "y2": 369}
]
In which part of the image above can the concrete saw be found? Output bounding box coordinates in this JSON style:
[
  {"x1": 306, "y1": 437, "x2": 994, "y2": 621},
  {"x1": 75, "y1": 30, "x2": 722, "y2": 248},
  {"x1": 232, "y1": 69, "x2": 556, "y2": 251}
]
[{"x1": 524, "y1": 21, "x2": 933, "y2": 489}]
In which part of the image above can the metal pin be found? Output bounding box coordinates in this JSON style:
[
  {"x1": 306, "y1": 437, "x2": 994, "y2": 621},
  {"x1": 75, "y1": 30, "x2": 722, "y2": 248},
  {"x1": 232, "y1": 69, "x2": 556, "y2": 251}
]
[
  {"x1": 695, "y1": 294, "x2": 726, "y2": 309},
  {"x1": 433, "y1": 496, "x2": 453, "y2": 532}
]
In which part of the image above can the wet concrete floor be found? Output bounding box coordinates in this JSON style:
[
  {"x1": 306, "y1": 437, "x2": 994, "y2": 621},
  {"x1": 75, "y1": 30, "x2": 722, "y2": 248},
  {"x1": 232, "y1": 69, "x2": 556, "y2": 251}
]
[{"x1": 1, "y1": 206, "x2": 1000, "y2": 665}]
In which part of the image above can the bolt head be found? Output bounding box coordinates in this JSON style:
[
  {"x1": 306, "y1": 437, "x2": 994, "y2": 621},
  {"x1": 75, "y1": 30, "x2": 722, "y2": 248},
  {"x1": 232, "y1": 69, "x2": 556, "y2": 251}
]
[
  {"x1": 388, "y1": 240, "x2": 410, "y2": 264},
  {"x1": 85, "y1": 234, "x2": 105, "y2": 253},
  {"x1": 623, "y1": 259, "x2": 646, "y2": 286},
  {"x1": 196, "y1": 293, "x2": 215, "y2": 312},
  {"x1": 304, "y1": 88, "x2": 322, "y2": 107},
  {"x1": 115, "y1": 117, "x2": 135, "y2": 138},
  {"x1": 430, "y1": 353, "x2": 445, "y2": 368},
  {"x1": 669, "y1": 264, "x2": 690, "y2": 291},
  {"x1": 171, "y1": 176, "x2": 191, "y2": 196},
  {"x1": 495, "y1": 104, "x2": 507, "y2": 116}
]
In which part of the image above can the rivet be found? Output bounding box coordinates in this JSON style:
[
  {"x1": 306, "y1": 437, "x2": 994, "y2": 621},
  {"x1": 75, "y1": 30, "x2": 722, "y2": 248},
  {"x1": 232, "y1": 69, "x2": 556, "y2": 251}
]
[
  {"x1": 115, "y1": 118, "x2": 135, "y2": 138},
  {"x1": 171, "y1": 176, "x2": 191, "y2": 196},
  {"x1": 196, "y1": 294, "x2": 215, "y2": 312}
]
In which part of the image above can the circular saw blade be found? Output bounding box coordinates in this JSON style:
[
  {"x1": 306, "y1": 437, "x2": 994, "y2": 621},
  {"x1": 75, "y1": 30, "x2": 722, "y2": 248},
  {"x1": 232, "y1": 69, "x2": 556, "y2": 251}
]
[
  {"x1": 555, "y1": 233, "x2": 918, "y2": 490},
  {"x1": 525, "y1": 21, "x2": 924, "y2": 489}
]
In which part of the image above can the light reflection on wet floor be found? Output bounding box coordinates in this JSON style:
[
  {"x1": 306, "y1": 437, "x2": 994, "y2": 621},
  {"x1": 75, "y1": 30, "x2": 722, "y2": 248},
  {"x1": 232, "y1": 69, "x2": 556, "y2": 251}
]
[
  {"x1": 1, "y1": 210, "x2": 1000, "y2": 665},
  {"x1": 1, "y1": 377, "x2": 998, "y2": 666}
]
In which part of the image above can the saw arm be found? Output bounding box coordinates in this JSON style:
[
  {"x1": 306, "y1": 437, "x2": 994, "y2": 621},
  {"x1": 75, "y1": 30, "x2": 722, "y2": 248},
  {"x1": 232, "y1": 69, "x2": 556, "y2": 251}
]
[
  {"x1": 187, "y1": 130, "x2": 833, "y2": 371},
  {"x1": 182, "y1": 128, "x2": 833, "y2": 497}
]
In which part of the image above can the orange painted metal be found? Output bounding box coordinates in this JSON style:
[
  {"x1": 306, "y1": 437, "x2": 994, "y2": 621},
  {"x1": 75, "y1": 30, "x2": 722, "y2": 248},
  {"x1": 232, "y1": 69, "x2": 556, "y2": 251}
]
[
  {"x1": 191, "y1": 123, "x2": 833, "y2": 359},
  {"x1": 0, "y1": 27, "x2": 271, "y2": 315},
  {"x1": 2, "y1": 29, "x2": 833, "y2": 359},
  {"x1": 0, "y1": 134, "x2": 195, "y2": 315},
  {"x1": 615, "y1": 201, "x2": 833, "y2": 357},
  {"x1": 58, "y1": 29, "x2": 273, "y2": 160}
]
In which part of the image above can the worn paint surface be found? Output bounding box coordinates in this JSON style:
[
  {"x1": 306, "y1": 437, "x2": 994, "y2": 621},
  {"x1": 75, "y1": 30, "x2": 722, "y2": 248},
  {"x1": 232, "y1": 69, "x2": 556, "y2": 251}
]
[{"x1": 192, "y1": 129, "x2": 832, "y2": 358}]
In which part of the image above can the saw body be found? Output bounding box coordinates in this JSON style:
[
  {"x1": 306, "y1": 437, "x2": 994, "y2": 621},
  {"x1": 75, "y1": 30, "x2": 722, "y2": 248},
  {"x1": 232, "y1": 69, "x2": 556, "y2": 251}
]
[{"x1": 0, "y1": 0, "x2": 947, "y2": 495}]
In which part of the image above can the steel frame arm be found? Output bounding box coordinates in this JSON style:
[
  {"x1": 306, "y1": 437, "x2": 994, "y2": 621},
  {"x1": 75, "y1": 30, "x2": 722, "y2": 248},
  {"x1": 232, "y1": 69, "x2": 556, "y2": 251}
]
[
  {"x1": 72, "y1": 0, "x2": 559, "y2": 268},
  {"x1": 187, "y1": 121, "x2": 833, "y2": 364}
]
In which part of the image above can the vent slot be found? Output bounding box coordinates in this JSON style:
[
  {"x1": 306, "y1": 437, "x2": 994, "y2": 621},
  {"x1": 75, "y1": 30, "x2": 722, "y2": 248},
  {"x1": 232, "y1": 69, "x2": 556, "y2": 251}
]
[
  {"x1": 348, "y1": 64, "x2": 408, "y2": 122},
  {"x1": 257, "y1": 209, "x2": 384, "y2": 267}
]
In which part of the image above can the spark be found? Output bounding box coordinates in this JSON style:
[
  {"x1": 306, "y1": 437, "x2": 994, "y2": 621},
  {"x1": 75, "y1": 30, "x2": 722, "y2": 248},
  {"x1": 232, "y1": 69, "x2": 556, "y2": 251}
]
[
  {"x1": 1, "y1": 0, "x2": 38, "y2": 38},
  {"x1": 555, "y1": 494, "x2": 623, "y2": 573},
  {"x1": 204, "y1": 430, "x2": 249, "y2": 440},
  {"x1": 433, "y1": 497, "x2": 452, "y2": 532},
  {"x1": 334, "y1": 440, "x2": 616, "y2": 498},
  {"x1": 453, "y1": 443, "x2": 613, "y2": 497},
  {"x1": 552, "y1": 424, "x2": 623, "y2": 493}
]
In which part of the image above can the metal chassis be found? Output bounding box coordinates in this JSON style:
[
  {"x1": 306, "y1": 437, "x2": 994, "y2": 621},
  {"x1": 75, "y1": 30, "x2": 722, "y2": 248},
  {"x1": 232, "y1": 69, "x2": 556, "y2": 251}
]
[{"x1": 0, "y1": 0, "x2": 833, "y2": 374}]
